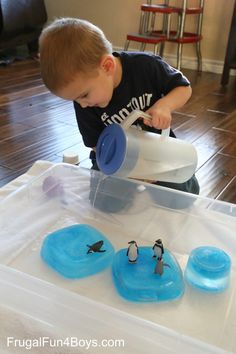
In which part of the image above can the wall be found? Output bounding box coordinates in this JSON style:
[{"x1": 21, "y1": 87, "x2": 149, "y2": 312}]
[{"x1": 44, "y1": 0, "x2": 235, "y2": 73}]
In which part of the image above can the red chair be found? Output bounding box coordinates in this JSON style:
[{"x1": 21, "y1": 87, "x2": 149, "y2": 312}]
[{"x1": 124, "y1": 0, "x2": 205, "y2": 71}]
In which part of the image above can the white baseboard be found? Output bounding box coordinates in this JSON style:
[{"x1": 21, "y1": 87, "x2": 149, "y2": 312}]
[
  {"x1": 114, "y1": 46, "x2": 236, "y2": 75},
  {"x1": 162, "y1": 53, "x2": 224, "y2": 74}
]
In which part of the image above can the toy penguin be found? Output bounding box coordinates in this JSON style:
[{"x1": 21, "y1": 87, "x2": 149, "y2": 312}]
[
  {"x1": 154, "y1": 257, "x2": 171, "y2": 275},
  {"x1": 127, "y1": 240, "x2": 139, "y2": 263},
  {"x1": 152, "y1": 239, "x2": 164, "y2": 260},
  {"x1": 87, "y1": 240, "x2": 106, "y2": 254},
  {"x1": 154, "y1": 257, "x2": 164, "y2": 275}
]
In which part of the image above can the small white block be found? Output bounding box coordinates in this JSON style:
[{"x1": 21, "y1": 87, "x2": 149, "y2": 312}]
[
  {"x1": 137, "y1": 185, "x2": 146, "y2": 192},
  {"x1": 63, "y1": 152, "x2": 79, "y2": 165}
]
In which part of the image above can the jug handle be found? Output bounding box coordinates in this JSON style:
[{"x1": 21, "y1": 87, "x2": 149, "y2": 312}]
[{"x1": 121, "y1": 110, "x2": 170, "y2": 137}]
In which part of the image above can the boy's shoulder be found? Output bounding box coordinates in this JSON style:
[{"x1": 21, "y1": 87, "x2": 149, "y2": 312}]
[{"x1": 113, "y1": 51, "x2": 162, "y2": 65}]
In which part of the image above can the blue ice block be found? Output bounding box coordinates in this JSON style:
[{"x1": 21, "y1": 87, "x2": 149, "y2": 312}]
[
  {"x1": 41, "y1": 224, "x2": 114, "y2": 278},
  {"x1": 184, "y1": 246, "x2": 231, "y2": 292},
  {"x1": 112, "y1": 247, "x2": 184, "y2": 302}
]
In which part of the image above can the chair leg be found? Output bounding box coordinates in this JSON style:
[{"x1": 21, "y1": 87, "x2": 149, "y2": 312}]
[
  {"x1": 176, "y1": 43, "x2": 183, "y2": 70},
  {"x1": 124, "y1": 40, "x2": 130, "y2": 51},
  {"x1": 196, "y1": 41, "x2": 202, "y2": 72},
  {"x1": 142, "y1": 11, "x2": 150, "y2": 33},
  {"x1": 139, "y1": 12, "x2": 145, "y2": 34},
  {"x1": 196, "y1": 0, "x2": 204, "y2": 71},
  {"x1": 154, "y1": 43, "x2": 160, "y2": 56},
  {"x1": 140, "y1": 43, "x2": 146, "y2": 51},
  {"x1": 150, "y1": 12, "x2": 156, "y2": 33},
  {"x1": 159, "y1": 42, "x2": 165, "y2": 57}
]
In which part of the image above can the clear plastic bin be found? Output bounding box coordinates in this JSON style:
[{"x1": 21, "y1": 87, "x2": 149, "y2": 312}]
[{"x1": 0, "y1": 163, "x2": 235, "y2": 353}]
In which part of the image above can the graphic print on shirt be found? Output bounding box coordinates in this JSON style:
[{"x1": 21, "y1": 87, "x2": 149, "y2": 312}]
[{"x1": 101, "y1": 92, "x2": 153, "y2": 126}]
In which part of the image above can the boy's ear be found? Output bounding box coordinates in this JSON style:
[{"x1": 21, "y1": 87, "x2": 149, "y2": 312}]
[{"x1": 100, "y1": 55, "x2": 115, "y2": 74}]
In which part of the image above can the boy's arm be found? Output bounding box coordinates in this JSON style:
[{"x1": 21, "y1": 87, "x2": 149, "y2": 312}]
[{"x1": 144, "y1": 85, "x2": 192, "y2": 130}]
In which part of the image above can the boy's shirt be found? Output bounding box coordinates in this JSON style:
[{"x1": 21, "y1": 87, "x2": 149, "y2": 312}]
[{"x1": 74, "y1": 51, "x2": 190, "y2": 148}]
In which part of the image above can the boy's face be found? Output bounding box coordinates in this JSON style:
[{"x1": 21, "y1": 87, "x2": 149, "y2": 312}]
[{"x1": 57, "y1": 64, "x2": 115, "y2": 108}]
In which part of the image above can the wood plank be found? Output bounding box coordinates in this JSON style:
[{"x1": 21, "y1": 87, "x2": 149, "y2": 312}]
[
  {"x1": 179, "y1": 91, "x2": 236, "y2": 116},
  {"x1": 0, "y1": 122, "x2": 80, "y2": 162},
  {"x1": 174, "y1": 110, "x2": 228, "y2": 142},
  {"x1": 195, "y1": 153, "x2": 236, "y2": 200},
  {"x1": 207, "y1": 91, "x2": 236, "y2": 114},
  {"x1": 0, "y1": 103, "x2": 76, "y2": 127},
  {"x1": 0, "y1": 122, "x2": 34, "y2": 140},
  {"x1": 182, "y1": 70, "x2": 221, "y2": 96},
  {"x1": 220, "y1": 140, "x2": 236, "y2": 157},
  {"x1": 171, "y1": 111, "x2": 196, "y2": 130},
  {"x1": 214, "y1": 110, "x2": 236, "y2": 133},
  {"x1": 193, "y1": 129, "x2": 235, "y2": 169},
  {"x1": 0, "y1": 58, "x2": 39, "y2": 75},
  {"x1": 0, "y1": 85, "x2": 48, "y2": 105},
  {"x1": 1, "y1": 76, "x2": 43, "y2": 92},
  {"x1": 216, "y1": 176, "x2": 236, "y2": 204},
  {"x1": 0, "y1": 165, "x2": 16, "y2": 180},
  {"x1": 2, "y1": 133, "x2": 82, "y2": 170},
  {"x1": 0, "y1": 91, "x2": 63, "y2": 114}
]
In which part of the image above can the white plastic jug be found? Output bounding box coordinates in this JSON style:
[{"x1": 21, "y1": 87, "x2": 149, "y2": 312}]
[{"x1": 96, "y1": 110, "x2": 198, "y2": 183}]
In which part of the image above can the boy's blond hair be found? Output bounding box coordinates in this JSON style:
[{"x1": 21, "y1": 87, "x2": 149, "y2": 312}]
[{"x1": 39, "y1": 18, "x2": 112, "y2": 92}]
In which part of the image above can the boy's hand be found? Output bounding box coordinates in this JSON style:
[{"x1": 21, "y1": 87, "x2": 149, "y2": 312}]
[
  {"x1": 144, "y1": 104, "x2": 172, "y2": 130},
  {"x1": 142, "y1": 86, "x2": 192, "y2": 130}
]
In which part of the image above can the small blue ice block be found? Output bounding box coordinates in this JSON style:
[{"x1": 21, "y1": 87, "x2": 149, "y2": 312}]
[
  {"x1": 41, "y1": 224, "x2": 114, "y2": 279},
  {"x1": 184, "y1": 246, "x2": 231, "y2": 293},
  {"x1": 112, "y1": 247, "x2": 184, "y2": 302}
]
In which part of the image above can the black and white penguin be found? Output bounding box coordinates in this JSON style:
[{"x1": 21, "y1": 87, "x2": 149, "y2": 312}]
[
  {"x1": 154, "y1": 256, "x2": 171, "y2": 275},
  {"x1": 152, "y1": 239, "x2": 164, "y2": 260},
  {"x1": 154, "y1": 258, "x2": 164, "y2": 275},
  {"x1": 126, "y1": 240, "x2": 139, "y2": 263},
  {"x1": 87, "y1": 240, "x2": 106, "y2": 254}
]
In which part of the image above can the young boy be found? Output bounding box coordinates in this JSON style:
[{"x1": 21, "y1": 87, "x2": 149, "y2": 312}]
[{"x1": 39, "y1": 17, "x2": 199, "y2": 195}]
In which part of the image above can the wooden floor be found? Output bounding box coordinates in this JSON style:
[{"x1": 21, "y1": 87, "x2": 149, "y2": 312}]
[{"x1": 0, "y1": 59, "x2": 236, "y2": 204}]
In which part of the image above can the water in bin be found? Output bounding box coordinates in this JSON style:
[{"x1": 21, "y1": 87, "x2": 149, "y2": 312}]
[{"x1": 97, "y1": 110, "x2": 198, "y2": 183}]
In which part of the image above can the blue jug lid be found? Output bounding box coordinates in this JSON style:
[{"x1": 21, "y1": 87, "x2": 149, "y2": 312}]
[{"x1": 96, "y1": 124, "x2": 126, "y2": 175}]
